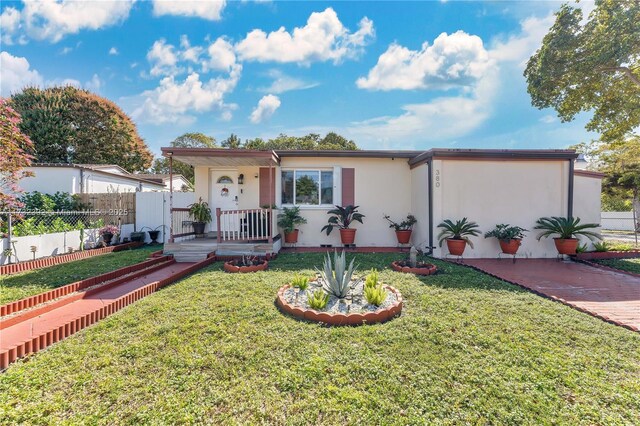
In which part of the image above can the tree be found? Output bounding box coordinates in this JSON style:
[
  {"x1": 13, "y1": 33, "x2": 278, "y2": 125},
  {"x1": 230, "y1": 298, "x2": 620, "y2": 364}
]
[
  {"x1": 151, "y1": 132, "x2": 217, "y2": 183},
  {"x1": 318, "y1": 132, "x2": 358, "y2": 150},
  {"x1": 232, "y1": 132, "x2": 359, "y2": 151},
  {"x1": 524, "y1": 0, "x2": 640, "y2": 142},
  {"x1": 9, "y1": 86, "x2": 153, "y2": 172},
  {"x1": 221, "y1": 133, "x2": 241, "y2": 149},
  {"x1": 0, "y1": 99, "x2": 34, "y2": 210}
]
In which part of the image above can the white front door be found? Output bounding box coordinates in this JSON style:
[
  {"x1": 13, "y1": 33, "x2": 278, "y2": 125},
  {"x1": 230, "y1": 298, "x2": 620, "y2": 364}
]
[{"x1": 210, "y1": 170, "x2": 239, "y2": 232}]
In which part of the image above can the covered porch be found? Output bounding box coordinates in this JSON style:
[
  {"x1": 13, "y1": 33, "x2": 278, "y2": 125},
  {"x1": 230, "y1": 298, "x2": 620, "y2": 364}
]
[{"x1": 162, "y1": 148, "x2": 281, "y2": 260}]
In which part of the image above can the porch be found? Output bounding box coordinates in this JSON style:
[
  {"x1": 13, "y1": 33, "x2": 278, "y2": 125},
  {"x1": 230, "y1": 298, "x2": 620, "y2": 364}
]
[{"x1": 163, "y1": 148, "x2": 281, "y2": 261}]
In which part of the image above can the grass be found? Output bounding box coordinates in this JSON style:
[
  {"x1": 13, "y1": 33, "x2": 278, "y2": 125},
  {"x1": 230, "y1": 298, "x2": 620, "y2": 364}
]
[
  {"x1": 594, "y1": 257, "x2": 640, "y2": 275},
  {"x1": 1, "y1": 253, "x2": 639, "y2": 424},
  {"x1": 0, "y1": 245, "x2": 161, "y2": 304}
]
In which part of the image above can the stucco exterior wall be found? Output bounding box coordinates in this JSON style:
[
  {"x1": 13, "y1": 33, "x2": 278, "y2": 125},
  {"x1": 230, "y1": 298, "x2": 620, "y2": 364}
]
[
  {"x1": 278, "y1": 157, "x2": 413, "y2": 247},
  {"x1": 20, "y1": 167, "x2": 78, "y2": 194},
  {"x1": 410, "y1": 163, "x2": 430, "y2": 251},
  {"x1": 431, "y1": 159, "x2": 570, "y2": 258},
  {"x1": 573, "y1": 174, "x2": 602, "y2": 249}
]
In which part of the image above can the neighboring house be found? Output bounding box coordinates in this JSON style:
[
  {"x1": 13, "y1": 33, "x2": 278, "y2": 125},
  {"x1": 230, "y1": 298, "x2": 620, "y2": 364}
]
[
  {"x1": 18, "y1": 164, "x2": 167, "y2": 194},
  {"x1": 133, "y1": 173, "x2": 192, "y2": 191},
  {"x1": 161, "y1": 147, "x2": 603, "y2": 259}
]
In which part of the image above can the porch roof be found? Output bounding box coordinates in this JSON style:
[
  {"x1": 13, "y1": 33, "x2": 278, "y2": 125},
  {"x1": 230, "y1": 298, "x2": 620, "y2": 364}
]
[{"x1": 161, "y1": 148, "x2": 279, "y2": 167}]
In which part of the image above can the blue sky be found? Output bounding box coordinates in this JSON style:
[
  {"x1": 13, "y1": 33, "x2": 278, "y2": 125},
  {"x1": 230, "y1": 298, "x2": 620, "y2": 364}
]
[{"x1": 1, "y1": 0, "x2": 597, "y2": 155}]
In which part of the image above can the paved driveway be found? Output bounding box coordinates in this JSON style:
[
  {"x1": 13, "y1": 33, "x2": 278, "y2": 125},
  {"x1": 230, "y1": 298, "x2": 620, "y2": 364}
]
[{"x1": 462, "y1": 259, "x2": 640, "y2": 332}]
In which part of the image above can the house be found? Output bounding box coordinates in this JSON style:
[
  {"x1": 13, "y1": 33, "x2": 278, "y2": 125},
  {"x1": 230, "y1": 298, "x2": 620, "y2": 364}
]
[
  {"x1": 18, "y1": 164, "x2": 167, "y2": 194},
  {"x1": 160, "y1": 147, "x2": 603, "y2": 260},
  {"x1": 133, "y1": 173, "x2": 192, "y2": 191}
]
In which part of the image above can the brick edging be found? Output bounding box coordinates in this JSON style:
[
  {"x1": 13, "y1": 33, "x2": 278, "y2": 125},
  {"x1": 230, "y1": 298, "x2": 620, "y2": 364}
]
[
  {"x1": 0, "y1": 242, "x2": 143, "y2": 276},
  {"x1": 0, "y1": 256, "x2": 217, "y2": 370},
  {"x1": 449, "y1": 259, "x2": 639, "y2": 333}
]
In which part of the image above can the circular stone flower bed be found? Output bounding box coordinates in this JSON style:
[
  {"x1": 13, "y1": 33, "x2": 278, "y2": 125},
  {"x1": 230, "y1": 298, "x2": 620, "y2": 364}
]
[
  {"x1": 391, "y1": 260, "x2": 438, "y2": 275},
  {"x1": 223, "y1": 259, "x2": 268, "y2": 273},
  {"x1": 276, "y1": 279, "x2": 403, "y2": 326}
]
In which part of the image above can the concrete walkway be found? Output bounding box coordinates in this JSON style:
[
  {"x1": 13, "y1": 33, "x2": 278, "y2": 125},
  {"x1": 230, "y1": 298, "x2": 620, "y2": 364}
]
[{"x1": 462, "y1": 259, "x2": 640, "y2": 332}]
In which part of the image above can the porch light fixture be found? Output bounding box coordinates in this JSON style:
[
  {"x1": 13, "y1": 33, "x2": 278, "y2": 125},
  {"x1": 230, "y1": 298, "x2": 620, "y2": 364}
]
[{"x1": 238, "y1": 174, "x2": 244, "y2": 185}]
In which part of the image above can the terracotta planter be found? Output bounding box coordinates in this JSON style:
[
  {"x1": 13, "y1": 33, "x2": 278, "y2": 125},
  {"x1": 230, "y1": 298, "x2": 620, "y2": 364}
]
[
  {"x1": 446, "y1": 238, "x2": 467, "y2": 256},
  {"x1": 554, "y1": 238, "x2": 579, "y2": 255},
  {"x1": 391, "y1": 261, "x2": 437, "y2": 275},
  {"x1": 284, "y1": 229, "x2": 299, "y2": 244},
  {"x1": 223, "y1": 260, "x2": 268, "y2": 273},
  {"x1": 395, "y1": 230, "x2": 412, "y2": 244},
  {"x1": 499, "y1": 239, "x2": 521, "y2": 255},
  {"x1": 339, "y1": 228, "x2": 357, "y2": 245}
]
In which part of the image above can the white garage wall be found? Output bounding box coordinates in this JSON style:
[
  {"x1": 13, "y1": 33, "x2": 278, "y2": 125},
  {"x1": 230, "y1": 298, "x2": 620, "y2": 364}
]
[{"x1": 432, "y1": 159, "x2": 570, "y2": 258}]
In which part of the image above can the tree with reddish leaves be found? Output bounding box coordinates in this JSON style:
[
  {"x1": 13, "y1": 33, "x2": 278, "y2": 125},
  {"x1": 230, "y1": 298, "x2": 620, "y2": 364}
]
[{"x1": 0, "y1": 98, "x2": 34, "y2": 210}]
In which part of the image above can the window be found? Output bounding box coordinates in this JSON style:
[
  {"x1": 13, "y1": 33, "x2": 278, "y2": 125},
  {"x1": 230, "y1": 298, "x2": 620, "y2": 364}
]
[
  {"x1": 282, "y1": 170, "x2": 333, "y2": 206},
  {"x1": 216, "y1": 176, "x2": 233, "y2": 184}
]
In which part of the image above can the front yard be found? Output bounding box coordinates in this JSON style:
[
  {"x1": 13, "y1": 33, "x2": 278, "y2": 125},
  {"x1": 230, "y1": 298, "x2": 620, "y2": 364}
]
[
  {"x1": 594, "y1": 257, "x2": 640, "y2": 275},
  {"x1": 0, "y1": 245, "x2": 161, "y2": 304},
  {"x1": 1, "y1": 253, "x2": 638, "y2": 424}
]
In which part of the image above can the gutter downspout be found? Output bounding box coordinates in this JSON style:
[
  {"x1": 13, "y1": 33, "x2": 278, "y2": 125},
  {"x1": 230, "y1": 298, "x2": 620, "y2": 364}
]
[
  {"x1": 568, "y1": 159, "x2": 574, "y2": 219},
  {"x1": 427, "y1": 160, "x2": 434, "y2": 255},
  {"x1": 79, "y1": 168, "x2": 84, "y2": 194},
  {"x1": 169, "y1": 154, "x2": 174, "y2": 243}
]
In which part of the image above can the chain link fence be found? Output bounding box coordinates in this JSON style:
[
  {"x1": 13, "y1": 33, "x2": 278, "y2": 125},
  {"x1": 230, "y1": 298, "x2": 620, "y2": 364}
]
[{"x1": 600, "y1": 211, "x2": 639, "y2": 246}]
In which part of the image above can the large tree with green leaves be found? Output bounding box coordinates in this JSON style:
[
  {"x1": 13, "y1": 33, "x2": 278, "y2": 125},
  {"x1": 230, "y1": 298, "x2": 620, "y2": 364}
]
[
  {"x1": 150, "y1": 132, "x2": 216, "y2": 183},
  {"x1": 9, "y1": 86, "x2": 153, "y2": 172},
  {"x1": 524, "y1": 0, "x2": 640, "y2": 142},
  {"x1": 238, "y1": 132, "x2": 358, "y2": 151},
  {"x1": 0, "y1": 99, "x2": 34, "y2": 209}
]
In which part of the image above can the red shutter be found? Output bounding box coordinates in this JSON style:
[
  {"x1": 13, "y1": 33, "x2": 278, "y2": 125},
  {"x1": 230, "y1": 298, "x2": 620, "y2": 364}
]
[
  {"x1": 342, "y1": 168, "x2": 355, "y2": 206},
  {"x1": 259, "y1": 167, "x2": 276, "y2": 206}
]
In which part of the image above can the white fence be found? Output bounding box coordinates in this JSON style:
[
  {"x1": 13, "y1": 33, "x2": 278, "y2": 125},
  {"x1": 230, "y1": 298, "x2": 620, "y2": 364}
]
[
  {"x1": 135, "y1": 192, "x2": 195, "y2": 243},
  {"x1": 601, "y1": 211, "x2": 637, "y2": 231}
]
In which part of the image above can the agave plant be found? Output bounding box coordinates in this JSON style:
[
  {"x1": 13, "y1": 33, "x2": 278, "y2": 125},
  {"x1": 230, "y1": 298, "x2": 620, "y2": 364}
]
[
  {"x1": 364, "y1": 284, "x2": 387, "y2": 306},
  {"x1": 307, "y1": 289, "x2": 329, "y2": 310},
  {"x1": 318, "y1": 250, "x2": 357, "y2": 298},
  {"x1": 364, "y1": 269, "x2": 379, "y2": 290},
  {"x1": 534, "y1": 217, "x2": 602, "y2": 241},
  {"x1": 437, "y1": 218, "x2": 481, "y2": 248}
]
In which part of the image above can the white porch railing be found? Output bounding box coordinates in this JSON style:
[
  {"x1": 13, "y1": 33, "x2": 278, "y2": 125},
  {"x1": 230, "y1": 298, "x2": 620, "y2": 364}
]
[{"x1": 216, "y1": 208, "x2": 276, "y2": 242}]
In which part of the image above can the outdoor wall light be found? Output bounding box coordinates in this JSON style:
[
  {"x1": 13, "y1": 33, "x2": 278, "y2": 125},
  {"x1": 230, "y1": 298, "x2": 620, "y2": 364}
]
[
  {"x1": 254, "y1": 173, "x2": 259, "y2": 179},
  {"x1": 238, "y1": 174, "x2": 244, "y2": 185}
]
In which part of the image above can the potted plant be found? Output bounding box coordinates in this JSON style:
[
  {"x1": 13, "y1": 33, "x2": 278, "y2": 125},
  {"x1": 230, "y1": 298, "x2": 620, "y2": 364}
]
[
  {"x1": 321, "y1": 205, "x2": 365, "y2": 245},
  {"x1": 384, "y1": 214, "x2": 417, "y2": 244},
  {"x1": 141, "y1": 225, "x2": 165, "y2": 244},
  {"x1": 437, "y1": 218, "x2": 480, "y2": 256},
  {"x1": 484, "y1": 224, "x2": 528, "y2": 255},
  {"x1": 99, "y1": 224, "x2": 119, "y2": 246},
  {"x1": 277, "y1": 206, "x2": 307, "y2": 243},
  {"x1": 534, "y1": 216, "x2": 602, "y2": 255},
  {"x1": 188, "y1": 197, "x2": 212, "y2": 237},
  {"x1": 129, "y1": 230, "x2": 145, "y2": 243}
]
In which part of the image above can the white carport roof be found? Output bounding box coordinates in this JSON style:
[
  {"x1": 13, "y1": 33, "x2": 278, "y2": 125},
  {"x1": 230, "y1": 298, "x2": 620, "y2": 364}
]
[{"x1": 161, "y1": 148, "x2": 279, "y2": 167}]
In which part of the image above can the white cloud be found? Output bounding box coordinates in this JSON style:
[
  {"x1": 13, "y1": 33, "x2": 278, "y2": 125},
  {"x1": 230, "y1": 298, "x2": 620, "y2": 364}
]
[
  {"x1": 539, "y1": 114, "x2": 556, "y2": 124},
  {"x1": 152, "y1": 0, "x2": 226, "y2": 21},
  {"x1": 147, "y1": 39, "x2": 181, "y2": 77},
  {"x1": 357, "y1": 31, "x2": 493, "y2": 91},
  {"x1": 109, "y1": 47, "x2": 119, "y2": 55},
  {"x1": 250, "y1": 94, "x2": 281, "y2": 123},
  {"x1": 236, "y1": 8, "x2": 374, "y2": 64},
  {"x1": 85, "y1": 74, "x2": 103, "y2": 92},
  {"x1": 180, "y1": 35, "x2": 203, "y2": 63},
  {"x1": 204, "y1": 37, "x2": 236, "y2": 72},
  {"x1": 60, "y1": 46, "x2": 73, "y2": 55},
  {"x1": 258, "y1": 70, "x2": 318, "y2": 94},
  {"x1": 489, "y1": 14, "x2": 554, "y2": 66},
  {"x1": 0, "y1": 51, "x2": 44, "y2": 96},
  {"x1": 3, "y1": 0, "x2": 134, "y2": 43},
  {"x1": 131, "y1": 65, "x2": 242, "y2": 124}
]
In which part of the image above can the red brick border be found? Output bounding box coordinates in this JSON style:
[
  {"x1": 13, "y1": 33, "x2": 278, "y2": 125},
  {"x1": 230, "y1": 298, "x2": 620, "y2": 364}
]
[
  {"x1": 0, "y1": 242, "x2": 143, "y2": 276},
  {"x1": 223, "y1": 260, "x2": 268, "y2": 273},
  {"x1": 574, "y1": 250, "x2": 640, "y2": 261},
  {"x1": 275, "y1": 284, "x2": 403, "y2": 326},
  {"x1": 390, "y1": 261, "x2": 438, "y2": 275},
  {"x1": 0, "y1": 256, "x2": 217, "y2": 370}
]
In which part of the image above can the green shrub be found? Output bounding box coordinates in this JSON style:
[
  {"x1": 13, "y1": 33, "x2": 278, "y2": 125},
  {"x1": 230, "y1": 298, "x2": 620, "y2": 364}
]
[
  {"x1": 307, "y1": 289, "x2": 329, "y2": 310},
  {"x1": 291, "y1": 274, "x2": 309, "y2": 290},
  {"x1": 364, "y1": 285, "x2": 387, "y2": 307},
  {"x1": 593, "y1": 241, "x2": 609, "y2": 252},
  {"x1": 576, "y1": 243, "x2": 589, "y2": 253}
]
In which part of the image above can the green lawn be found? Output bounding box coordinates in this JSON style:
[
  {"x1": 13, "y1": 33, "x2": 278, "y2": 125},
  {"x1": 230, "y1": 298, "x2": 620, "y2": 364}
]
[
  {"x1": 0, "y1": 245, "x2": 161, "y2": 304},
  {"x1": 1, "y1": 253, "x2": 638, "y2": 424},
  {"x1": 594, "y1": 257, "x2": 640, "y2": 275}
]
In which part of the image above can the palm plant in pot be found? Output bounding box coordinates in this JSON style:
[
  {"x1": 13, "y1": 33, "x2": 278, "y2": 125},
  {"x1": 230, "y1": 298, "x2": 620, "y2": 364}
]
[
  {"x1": 484, "y1": 224, "x2": 528, "y2": 255},
  {"x1": 534, "y1": 216, "x2": 601, "y2": 255},
  {"x1": 437, "y1": 218, "x2": 480, "y2": 256},
  {"x1": 321, "y1": 205, "x2": 365, "y2": 245},
  {"x1": 188, "y1": 197, "x2": 212, "y2": 237},
  {"x1": 277, "y1": 206, "x2": 307, "y2": 243},
  {"x1": 384, "y1": 214, "x2": 417, "y2": 244}
]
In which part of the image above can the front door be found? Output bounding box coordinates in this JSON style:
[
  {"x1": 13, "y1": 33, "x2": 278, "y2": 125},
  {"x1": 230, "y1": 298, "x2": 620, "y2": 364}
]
[{"x1": 210, "y1": 170, "x2": 239, "y2": 232}]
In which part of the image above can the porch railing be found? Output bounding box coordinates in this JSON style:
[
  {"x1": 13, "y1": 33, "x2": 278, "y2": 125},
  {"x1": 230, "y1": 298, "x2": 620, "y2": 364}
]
[
  {"x1": 170, "y1": 208, "x2": 194, "y2": 239},
  {"x1": 216, "y1": 208, "x2": 276, "y2": 243}
]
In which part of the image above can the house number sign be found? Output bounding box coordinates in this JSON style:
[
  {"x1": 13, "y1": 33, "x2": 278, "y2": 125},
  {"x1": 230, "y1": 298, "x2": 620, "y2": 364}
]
[{"x1": 435, "y1": 169, "x2": 441, "y2": 188}]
